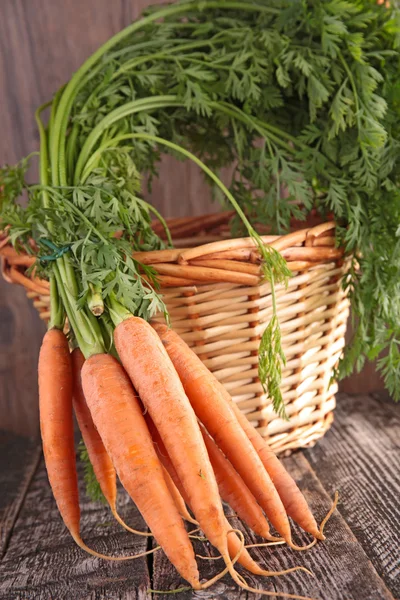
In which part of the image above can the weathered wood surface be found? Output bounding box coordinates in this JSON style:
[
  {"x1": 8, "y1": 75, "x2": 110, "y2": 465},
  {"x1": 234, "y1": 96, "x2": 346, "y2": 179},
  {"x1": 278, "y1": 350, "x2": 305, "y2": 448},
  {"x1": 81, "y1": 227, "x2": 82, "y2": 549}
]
[
  {"x1": 0, "y1": 393, "x2": 398, "y2": 599},
  {"x1": 304, "y1": 392, "x2": 400, "y2": 598},
  {"x1": 0, "y1": 432, "x2": 41, "y2": 559},
  {"x1": 0, "y1": 0, "x2": 386, "y2": 437},
  {"x1": 0, "y1": 436, "x2": 151, "y2": 600}
]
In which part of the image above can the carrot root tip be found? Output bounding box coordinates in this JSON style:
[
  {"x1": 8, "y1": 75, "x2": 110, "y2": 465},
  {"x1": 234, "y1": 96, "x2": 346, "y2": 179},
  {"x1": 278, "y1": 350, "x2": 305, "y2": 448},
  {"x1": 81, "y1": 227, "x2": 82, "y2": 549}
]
[{"x1": 112, "y1": 507, "x2": 153, "y2": 537}]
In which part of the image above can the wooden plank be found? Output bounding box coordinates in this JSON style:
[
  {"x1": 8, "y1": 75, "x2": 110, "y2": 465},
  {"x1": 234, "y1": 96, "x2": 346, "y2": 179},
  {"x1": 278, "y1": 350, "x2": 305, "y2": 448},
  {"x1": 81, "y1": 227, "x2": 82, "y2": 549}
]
[
  {"x1": 151, "y1": 451, "x2": 394, "y2": 600},
  {"x1": 305, "y1": 393, "x2": 400, "y2": 598},
  {"x1": 0, "y1": 453, "x2": 151, "y2": 600},
  {"x1": 0, "y1": 278, "x2": 45, "y2": 437},
  {"x1": 0, "y1": 431, "x2": 41, "y2": 559},
  {"x1": 1, "y1": 397, "x2": 398, "y2": 599}
]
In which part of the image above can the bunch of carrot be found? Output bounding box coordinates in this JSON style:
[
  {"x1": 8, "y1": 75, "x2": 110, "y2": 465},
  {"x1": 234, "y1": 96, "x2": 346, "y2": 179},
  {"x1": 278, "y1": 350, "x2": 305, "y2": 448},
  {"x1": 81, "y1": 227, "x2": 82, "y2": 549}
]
[{"x1": 39, "y1": 314, "x2": 336, "y2": 599}]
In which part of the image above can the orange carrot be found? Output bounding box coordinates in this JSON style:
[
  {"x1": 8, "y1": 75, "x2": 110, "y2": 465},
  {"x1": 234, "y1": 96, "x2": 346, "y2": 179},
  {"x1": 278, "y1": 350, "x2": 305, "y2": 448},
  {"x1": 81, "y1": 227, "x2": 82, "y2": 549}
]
[
  {"x1": 153, "y1": 323, "x2": 322, "y2": 543},
  {"x1": 114, "y1": 317, "x2": 229, "y2": 557},
  {"x1": 114, "y1": 317, "x2": 265, "y2": 588},
  {"x1": 39, "y1": 329, "x2": 78, "y2": 539},
  {"x1": 226, "y1": 396, "x2": 322, "y2": 540},
  {"x1": 200, "y1": 423, "x2": 279, "y2": 541},
  {"x1": 147, "y1": 414, "x2": 309, "y2": 579},
  {"x1": 81, "y1": 352, "x2": 200, "y2": 588},
  {"x1": 71, "y1": 348, "x2": 151, "y2": 537},
  {"x1": 151, "y1": 323, "x2": 291, "y2": 543},
  {"x1": 197, "y1": 372, "x2": 322, "y2": 541},
  {"x1": 71, "y1": 348, "x2": 115, "y2": 504},
  {"x1": 146, "y1": 413, "x2": 185, "y2": 495},
  {"x1": 39, "y1": 329, "x2": 151, "y2": 561},
  {"x1": 116, "y1": 318, "x2": 312, "y2": 596}
]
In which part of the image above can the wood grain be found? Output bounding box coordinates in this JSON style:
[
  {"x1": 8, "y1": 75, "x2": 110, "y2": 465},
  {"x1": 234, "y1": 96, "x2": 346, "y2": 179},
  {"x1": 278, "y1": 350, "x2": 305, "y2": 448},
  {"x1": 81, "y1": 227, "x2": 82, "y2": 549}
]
[
  {"x1": 0, "y1": 0, "x2": 385, "y2": 436},
  {"x1": 0, "y1": 438, "x2": 151, "y2": 600},
  {"x1": 0, "y1": 394, "x2": 398, "y2": 599},
  {"x1": 304, "y1": 393, "x2": 400, "y2": 598},
  {"x1": 152, "y1": 455, "x2": 395, "y2": 600},
  {"x1": 0, "y1": 432, "x2": 41, "y2": 558}
]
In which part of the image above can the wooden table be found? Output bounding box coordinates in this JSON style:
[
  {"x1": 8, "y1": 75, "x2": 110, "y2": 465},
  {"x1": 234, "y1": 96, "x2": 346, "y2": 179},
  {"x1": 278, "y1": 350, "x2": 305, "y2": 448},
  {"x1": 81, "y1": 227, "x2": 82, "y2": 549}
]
[{"x1": 0, "y1": 392, "x2": 398, "y2": 600}]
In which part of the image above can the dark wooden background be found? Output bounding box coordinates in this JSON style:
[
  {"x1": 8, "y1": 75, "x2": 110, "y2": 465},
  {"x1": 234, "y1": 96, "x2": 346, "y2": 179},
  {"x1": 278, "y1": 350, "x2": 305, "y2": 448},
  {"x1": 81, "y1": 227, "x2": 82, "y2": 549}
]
[{"x1": 0, "y1": 0, "x2": 384, "y2": 438}]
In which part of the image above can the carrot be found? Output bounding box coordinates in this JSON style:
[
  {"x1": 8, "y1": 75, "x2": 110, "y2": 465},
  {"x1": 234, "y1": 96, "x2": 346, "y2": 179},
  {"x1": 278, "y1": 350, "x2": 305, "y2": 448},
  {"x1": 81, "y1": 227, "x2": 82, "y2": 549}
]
[
  {"x1": 81, "y1": 352, "x2": 200, "y2": 588},
  {"x1": 147, "y1": 414, "x2": 310, "y2": 579},
  {"x1": 71, "y1": 348, "x2": 151, "y2": 537},
  {"x1": 151, "y1": 322, "x2": 292, "y2": 543},
  {"x1": 39, "y1": 329, "x2": 78, "y2": 540},
  {"x1": 114, "y1": 317, "x2": 256, "y2": 587},
  {"x1": 196, "y1": 371, "x2": 322, "y2": 541},
  {"x1": 115, "y1": 318, "x2": 314, "y2": 597},
  {"x1": 148, "y1": 414, "x2": 251, "y2": 565},
  {"x1": 39, "y1": 329, "x2": 153, "y2": 561},
  {"x1": 153, "y1": 323, "x2": 322, "y2": 546},
  {"x1": 226, "y1": 395, "x2": 323, "y2": 541},
  {"x1": 199, "y1": 423, "x2": 279, "y2": 541},
  {"x1": 114, "y1": 317, "x2": 229, "y2": 556},
  {"x1": 146, "y1": 413, "x2": 186, "y2": 495}
]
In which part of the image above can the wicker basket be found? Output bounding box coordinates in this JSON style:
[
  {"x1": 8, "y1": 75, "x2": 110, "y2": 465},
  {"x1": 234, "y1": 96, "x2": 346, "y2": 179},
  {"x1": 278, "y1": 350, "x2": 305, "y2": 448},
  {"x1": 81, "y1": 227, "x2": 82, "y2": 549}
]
[{"x1": 0, "y1": 212, "x2": 350, "y2": 454}]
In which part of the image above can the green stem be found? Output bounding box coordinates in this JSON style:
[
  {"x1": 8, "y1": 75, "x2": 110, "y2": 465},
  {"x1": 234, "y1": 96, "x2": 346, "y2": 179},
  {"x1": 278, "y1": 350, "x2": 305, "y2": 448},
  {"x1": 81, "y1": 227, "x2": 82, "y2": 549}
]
[
  {"x1": 50, "y1": 1, "x2": 279, "y2": 185},
  {"x1": 53, "y1": 265, "x2": 78, "y2": 329},
  {"x1": 49, "y1": 275, "x2": 65, "y2": 330},
  {"x1": 48, "y1": 86, "x2": 66, "y2": 148},
  {"x1": 81, "y1": 131, "x2": 264, "y2": 244},
  {"x1": 113, "y1": 41, "x2": 216, "y2": 78},
  {"x1": 61, "y1": 253, "x2": 80, "y2": 297},
  {"x1": 55, "y1": 257, "x2": 105, "y2": 358},
  {"x1": 66, "y1": 123, "x2": 80, "y2": 183},
  {"x1": 145, "y1": 204, "x2": 173, "y2": 247},
  {"x1": 74, "y1": 96, "x2": 181, "y2": 183},
  {"x1": 35, "y1": 102, "x2": 64, "y2": 330},
  {"x1": 98, "y1": 315, "x2": 119, "y2": 358},
  {"x1": 107, "y1": 293, "x2": 132, "y2": 327},
  {"x1": 66, "y1": 74, "x2": 108, "y2": 181},
  {"x1": 34, "y1": 103, "x2": 52, "y2": 211},
  {"x1": 88, "y1": 283, "x2": 104, "y2": 316},
  {"x1": 216, "y1": 102, "x2": 296, "y2": 154}
]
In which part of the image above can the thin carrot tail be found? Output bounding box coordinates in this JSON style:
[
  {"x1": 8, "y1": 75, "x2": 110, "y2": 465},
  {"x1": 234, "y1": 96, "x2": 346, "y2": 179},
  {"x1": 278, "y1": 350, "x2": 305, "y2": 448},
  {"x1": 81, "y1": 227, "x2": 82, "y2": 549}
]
[
  {"x1": 203, "y1": 531, "x2": 315, "y2": 599},
  {"x1": 181, "y1": 512, "x2": 199, "y2": 526},
  {"x1": 161, "y1": 464, "x2": 199, "y2": 526},
  {"x1": 71, "y1": 532, "x2": 160, "y2": 561},
  {"x1": 224, "y1": 522, "x2": 312, "y2": 578},
  {"x1": 286, "y1": 491, "x2": 339, "y2": 550},
  {"x1": 286, "y1": 539, "x2": 317, "y2": 552},
  {"x1": 199, "y1": 529, "x2": 245, "y2": 590},
  {"x1": 110, "y1": 507, "x2": 153, "y2": 537},
  {"x1": 319, "y1": 491, "x2": 339, "y2": 539}
]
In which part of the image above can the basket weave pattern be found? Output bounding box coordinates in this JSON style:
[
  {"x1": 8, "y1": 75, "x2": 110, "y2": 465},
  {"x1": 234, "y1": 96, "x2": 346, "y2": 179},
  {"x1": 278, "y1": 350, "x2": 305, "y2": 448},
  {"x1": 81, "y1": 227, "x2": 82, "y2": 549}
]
[{"x1": 0, "y1": 212, "x2": 349, "y2": 454}]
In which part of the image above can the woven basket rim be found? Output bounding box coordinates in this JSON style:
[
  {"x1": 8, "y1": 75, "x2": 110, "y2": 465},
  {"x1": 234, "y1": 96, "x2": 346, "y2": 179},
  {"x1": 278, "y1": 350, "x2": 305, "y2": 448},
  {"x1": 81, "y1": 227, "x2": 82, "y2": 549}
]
[{"x1": 0, "y1": 211, "x2": 343, "y2": 294}]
